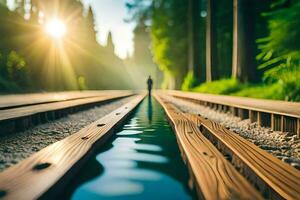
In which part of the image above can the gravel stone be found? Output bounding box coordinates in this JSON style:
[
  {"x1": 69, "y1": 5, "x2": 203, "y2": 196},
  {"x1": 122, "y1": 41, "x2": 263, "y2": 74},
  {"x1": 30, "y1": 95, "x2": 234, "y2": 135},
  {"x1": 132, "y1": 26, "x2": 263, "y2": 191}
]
[{"x1": 0, "y1": 96, "x2": 134, "y2": 171}]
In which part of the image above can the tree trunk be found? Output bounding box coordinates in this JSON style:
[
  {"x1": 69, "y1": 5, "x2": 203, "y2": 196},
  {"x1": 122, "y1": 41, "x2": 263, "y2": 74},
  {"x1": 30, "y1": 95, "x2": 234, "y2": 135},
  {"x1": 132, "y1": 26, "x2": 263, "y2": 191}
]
[
  {"x1": 188, "y1": 0, "x2": 201, "y2": 82},
  {"x1": 206, "y1": 0, "x2": 218, "y2": 82},
  {"x1": 232, "y1": 0, "x2": 256, "y2": 82}
]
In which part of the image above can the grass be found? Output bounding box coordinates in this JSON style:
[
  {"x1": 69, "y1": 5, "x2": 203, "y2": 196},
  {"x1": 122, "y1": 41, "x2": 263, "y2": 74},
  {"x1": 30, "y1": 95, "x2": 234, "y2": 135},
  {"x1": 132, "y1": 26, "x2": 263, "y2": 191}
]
[
  {"x1": 232, "y1": 83, "x2": 285, "y2": 100},
  {"x1": 192, "y1": 79, "x2": 245, "y2": 94},
  {"x1": 190, "y1": 78, "x2": 298, "y2": 101}
]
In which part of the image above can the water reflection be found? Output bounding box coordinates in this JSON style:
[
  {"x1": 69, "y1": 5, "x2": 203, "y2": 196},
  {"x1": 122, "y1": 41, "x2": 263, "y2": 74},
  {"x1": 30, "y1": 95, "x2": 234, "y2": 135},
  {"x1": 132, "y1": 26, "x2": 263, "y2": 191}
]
[
  {"x1": 63, "y1": 96, "x2": 194, "y2": 200},
  {"x1": 147, "y1": 97, "x2": 152, "y2": 123}
]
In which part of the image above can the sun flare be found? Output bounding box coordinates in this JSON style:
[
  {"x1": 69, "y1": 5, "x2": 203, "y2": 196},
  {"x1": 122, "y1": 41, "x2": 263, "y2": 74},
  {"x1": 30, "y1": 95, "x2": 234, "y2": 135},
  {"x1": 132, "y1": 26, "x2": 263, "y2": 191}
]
[{"x1": 45, "y1": 19, "x2": 67, "y2": 39}]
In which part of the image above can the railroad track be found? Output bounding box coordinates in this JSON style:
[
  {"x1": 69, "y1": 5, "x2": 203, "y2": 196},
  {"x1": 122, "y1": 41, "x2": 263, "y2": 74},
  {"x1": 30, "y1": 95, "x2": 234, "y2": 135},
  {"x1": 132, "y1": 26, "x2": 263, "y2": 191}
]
[
  {"x1": 0, "y1": 90, "x2": 299, "y2": 199},
  {"x1": 164, "y1": 90, "x2": 300, "y2": 138},
  {"x1": 0, "y1": 91, "x2": 129, "y2": 110},
  {"x1": 0, "y1": 93, "x2": 146, "y2": 200},
  {"x1": 155, "y1": 92, "x2": 300, "y2": 199},
  {"x1": 0, "y1": 91, "x2": 136, "y2": 134}
]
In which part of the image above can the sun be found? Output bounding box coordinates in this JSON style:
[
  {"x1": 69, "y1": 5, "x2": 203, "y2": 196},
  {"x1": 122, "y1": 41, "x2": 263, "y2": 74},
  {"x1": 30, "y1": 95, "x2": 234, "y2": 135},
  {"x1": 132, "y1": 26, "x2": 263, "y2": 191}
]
[{"x1": 45, "y1": 19, "x2": 67, "y2": 39}]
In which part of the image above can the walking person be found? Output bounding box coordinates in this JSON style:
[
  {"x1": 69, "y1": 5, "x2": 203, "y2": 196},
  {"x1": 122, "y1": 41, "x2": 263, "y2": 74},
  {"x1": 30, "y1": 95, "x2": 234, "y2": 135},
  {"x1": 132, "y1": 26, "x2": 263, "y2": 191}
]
[{"x1": 147, "y1": 75, "x2": 153, "y2": 95}]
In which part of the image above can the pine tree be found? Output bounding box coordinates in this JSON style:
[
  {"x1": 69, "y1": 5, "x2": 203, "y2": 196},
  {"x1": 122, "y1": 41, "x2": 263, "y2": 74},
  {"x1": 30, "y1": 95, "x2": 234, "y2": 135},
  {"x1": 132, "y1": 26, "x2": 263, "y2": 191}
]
[
  {"x1": 85, "y1": 6, "x2": 97, "y2": 42},
  {"x1": 132, "y1": 19, "x2": 158, "y2": 80},
  {"x1": 106, "y1": 31, "x2": 115, "y2": 54}
]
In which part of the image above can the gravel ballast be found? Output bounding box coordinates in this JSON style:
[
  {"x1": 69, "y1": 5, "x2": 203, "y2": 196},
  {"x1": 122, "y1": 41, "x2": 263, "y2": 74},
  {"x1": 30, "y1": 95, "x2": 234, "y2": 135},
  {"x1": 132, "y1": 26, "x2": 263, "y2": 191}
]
[
  {"x1": 0, "y1": 96, "x2": 135, "y2": 171},
  {"x1": 164, "y1": 95, "x2": 300, "y2": 170}
]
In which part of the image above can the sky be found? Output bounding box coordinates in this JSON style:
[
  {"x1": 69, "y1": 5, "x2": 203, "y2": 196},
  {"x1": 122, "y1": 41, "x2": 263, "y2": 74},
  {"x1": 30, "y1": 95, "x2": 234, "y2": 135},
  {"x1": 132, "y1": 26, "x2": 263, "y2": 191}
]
[{"x1": 83, "y1": 0, "x2": 136, "y2": 59}]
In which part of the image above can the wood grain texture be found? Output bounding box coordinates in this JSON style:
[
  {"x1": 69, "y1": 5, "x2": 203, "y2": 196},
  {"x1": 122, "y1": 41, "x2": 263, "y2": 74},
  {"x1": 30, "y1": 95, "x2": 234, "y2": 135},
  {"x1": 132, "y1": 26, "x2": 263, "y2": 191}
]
[
  {"x1": 0, "y1": 91, "x2": 134, "y2": 121},
  {"x1": 154, "y1": 93, "x2": 262, "y2": 200},
  {"x1": 0, "y1": 94, "x2": 145, "y2": 200},
  {"x1": 188, "y1": 115, "x2": 300, "y2": 200},
  {"x1": 0, "y1": 90, "x2": 131, "y2": 110},
  {"x1": 164, "y1": 90, "x2": 300, "y2": 118}
]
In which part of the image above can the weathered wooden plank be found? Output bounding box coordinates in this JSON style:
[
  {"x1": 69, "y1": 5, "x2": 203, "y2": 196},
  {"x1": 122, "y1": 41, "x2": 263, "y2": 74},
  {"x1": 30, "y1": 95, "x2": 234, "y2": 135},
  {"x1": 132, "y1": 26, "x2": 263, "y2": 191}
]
[
  {"x1": 297, "y1": 118, "x2": 300, "y2": 138},
  {"x1": 165, "y1": 90, "x2": 300, "y2": 119},
  {"x1": 0, "y1": 90, "x2": 130, "y2": 110},
  {"x1": 0, "y1": 94, "x2": 145, "y2": 200},
  {"x1": 155, "y1": 93, "x2": 262, "y2": 200},
  {"x1": 0, "y1": 92, "x2": 134, "y2": 122},
  {"x1": 191, "y1": 115, "x2": 300, "y2": 200}
]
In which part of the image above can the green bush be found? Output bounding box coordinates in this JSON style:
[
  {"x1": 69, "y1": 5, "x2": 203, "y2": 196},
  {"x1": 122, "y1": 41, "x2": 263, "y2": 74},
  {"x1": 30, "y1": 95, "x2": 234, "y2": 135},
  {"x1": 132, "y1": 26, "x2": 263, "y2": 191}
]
[
  {"x1": 190, "y1": 78, "x2": 300, "y2": 101},
  {"x1": 181, "y1": 71, "x2": 197, "y2": 91},
  {"x1": 0, "y1": 51, "x2": 31, "y2": 92},
  {"x1": 232, "y1": 83, "x2": 284, "y2": 100},
  {"x1": 78, "y1": 76, "x2": 88, "y2": 91},
  {"x1": 253, "y1": 0, "x2": 300, "y2": 101},
  {"x1": 192, "y1": 78, "x2": 244, "y2": 94}
]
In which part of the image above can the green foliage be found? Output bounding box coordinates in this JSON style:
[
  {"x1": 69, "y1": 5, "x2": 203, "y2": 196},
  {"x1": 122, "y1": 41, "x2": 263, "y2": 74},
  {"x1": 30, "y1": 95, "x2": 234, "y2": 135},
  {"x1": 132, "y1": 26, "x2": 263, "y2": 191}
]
[
  {"x1": 258, "y1": 1, "x2": 300, "y2": 65},
  {"x1": 78, "y1": 76, "x2": 87, "y2": 91},
  {"x1": 257, "y1": 1, "x2": 300, "y2": 74},
  {"x1": 127, "y1": 0, "x2": 188, "y2": 89},
  {"x1": 192, "y1": 78, "x2": 243, "y2": 94},
  {"x1": 0, "y1": 51, "x2": 30, "y2": 92},
  {"x1": 191, "y1": 77, "x2": 300, "y2": 101},
  {"x1": 255, "y1": 0, "x2": 300, "y2": 101},
  {"x1": 232, "y1": 83, "x2": 284, "y2": 100},
  {"x1": 181, "y1": 71, "x2": 197, "y2": 91},
  {"x1": 150, "y1": 0, "x2": 188, "y2": 89},
  {"x1": 6, "y1": 51, "x2": 29, "y2": 87},
  {"x1": 123, "y1": 19, "x2": 162, "y2": 89},
  {"x1": 189, "y1": 0, "x2": 300, "y2": 102}
]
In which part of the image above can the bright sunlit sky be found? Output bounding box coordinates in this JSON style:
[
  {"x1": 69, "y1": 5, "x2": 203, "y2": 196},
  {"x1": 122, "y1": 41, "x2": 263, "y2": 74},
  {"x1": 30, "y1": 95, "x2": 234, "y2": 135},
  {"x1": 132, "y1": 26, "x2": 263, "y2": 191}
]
[
  {"x1": 7, "y1": 0, "x2": 135, "y2": 59},
  {"x1": 83, "y1": 0, "x2": 135, "y2": 59}
]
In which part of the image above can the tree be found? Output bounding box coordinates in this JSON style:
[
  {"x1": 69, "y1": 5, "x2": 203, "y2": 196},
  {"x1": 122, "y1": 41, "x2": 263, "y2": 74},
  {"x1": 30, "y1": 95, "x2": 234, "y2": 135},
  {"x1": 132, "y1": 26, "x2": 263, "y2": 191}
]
[
  {"x1": 106, "y1": 31, "x2": 115, "y2": 54},
  {"x1": 85, "y1": 6, "x2": 97, "y2": 42},
  {"x1": 124, "y1": 18, "x2": 162, "y2": 89},
  {"x1": 232, "y1": 0, "x2": 256, "y2": 82},
  {"x1": 187, "y1": 0, "x2": 201, "y2": 83},
  {"x1": 126, "y1": 0, "x2": 189, "y2": 89},
  {"x1": 152, "y1": 0, "x2": 189, "y2": 89},
  {"x1": 133, "y1": 20, "x2": 156, "y2": 76},
  {"x1": 206, "y1": 0, "x2": 218, "y2": 82},
  {"x1": 0, "y1": 0, "x2": 134, "y2": 92}
]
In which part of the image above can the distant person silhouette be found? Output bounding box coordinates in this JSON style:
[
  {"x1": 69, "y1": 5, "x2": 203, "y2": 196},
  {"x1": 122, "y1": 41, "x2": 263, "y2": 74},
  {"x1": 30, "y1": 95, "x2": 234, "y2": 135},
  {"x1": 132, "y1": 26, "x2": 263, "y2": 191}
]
[{"x1": 147, "y1": 76, "x2": 153, "y2": 95}]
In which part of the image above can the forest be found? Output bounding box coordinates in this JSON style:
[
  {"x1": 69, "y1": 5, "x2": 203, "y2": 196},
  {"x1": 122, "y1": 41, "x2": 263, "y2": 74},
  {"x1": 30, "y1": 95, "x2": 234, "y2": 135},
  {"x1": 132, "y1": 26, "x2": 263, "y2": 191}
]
[
  {"x1": 0, "y1": 0, "x2": 300, "y2": 102},
  {"x1": 0, "y1": 0, "x2": 156, "y2": 92},
  {"x1": 127, "y1": 0, "x2": 300, "y2": 101}
]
